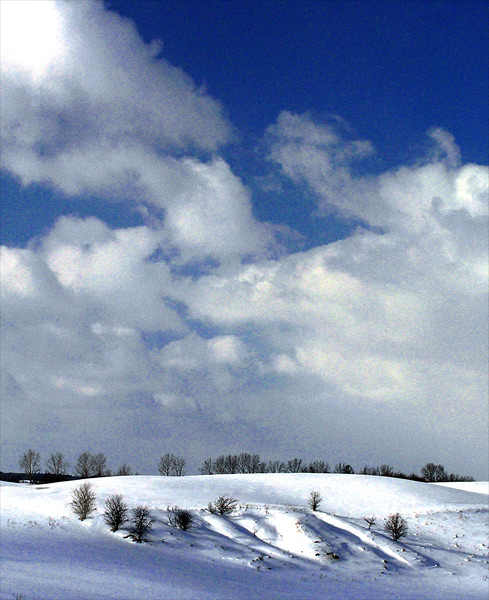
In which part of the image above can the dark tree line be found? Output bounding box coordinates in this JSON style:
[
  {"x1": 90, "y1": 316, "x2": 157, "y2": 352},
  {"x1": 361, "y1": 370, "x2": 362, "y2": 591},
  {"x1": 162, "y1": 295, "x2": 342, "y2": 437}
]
[
  {"x1": 13, "y1": 450, "x2": 132, "y2": 483},
  {"x1": 13, "y1": 449, "x2": 474, "y2": 483},
  {"x1": 198, "y1": 454, "x2": 473, "y2": 482}
]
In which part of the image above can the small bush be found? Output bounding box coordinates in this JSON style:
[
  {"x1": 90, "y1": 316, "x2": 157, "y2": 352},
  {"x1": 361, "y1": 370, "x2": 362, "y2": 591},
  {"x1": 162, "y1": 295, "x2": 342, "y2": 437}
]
[
  {"x1": 168, "y1": 506, "x2": 194, "y2": 530},
  {"x1": 103, "y1": 494, "x2": 129, "y2": 532},
  {"x1": 363, "y1": 516, "x2": 377, "y2": 531},
  {"x1": 308, "y1": 490, "x2": 322, "y2": 511},
  {"x1": 384, "y1": 513, "x2": 408, "y2": 541},
  {"x1": 129, "y1": 505, "x2": 153, "y2": 542},
  {"x1": 70, "y1": 483, "x2": 97, "y2": 520},
  {"x1": 208, "y1": 495, "x2": 238, "y2": 515}
]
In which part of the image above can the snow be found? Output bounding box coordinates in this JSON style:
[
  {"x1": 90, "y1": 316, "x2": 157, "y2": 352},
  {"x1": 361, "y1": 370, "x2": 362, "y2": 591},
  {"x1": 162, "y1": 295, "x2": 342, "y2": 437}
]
[
  {"x1": 433, "y1": 481, "x2": 489, "y2": 494},
  {"x1": 1, "y1": 474, "x2": 488, "y2": 599}
]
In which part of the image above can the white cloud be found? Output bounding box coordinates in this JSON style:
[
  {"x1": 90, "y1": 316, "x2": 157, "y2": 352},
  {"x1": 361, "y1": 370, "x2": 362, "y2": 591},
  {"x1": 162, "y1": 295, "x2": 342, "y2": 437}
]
[
  {"x1": 0, "y1": 0, "x2": 272, "y2": 261},
  {"x1": 208, "y1": 336, "x2": 247, "y2": 365},
  {"x1": 427, "y1": 127, "x2": 461, "y2": 168},
  {"x1": 180, "y1": 115, "x2": 488, "y2": 428},
  {"x1": 1, "y1": 0, "x2": 66, "y2": 81},
  {"x1": 0, "y1": 247, "x2": 37, "y2": 296},
  {"x1": 1, "y1": 132, "x2": 487, "y2": 475},
  {"x1": 0, "y1": 4, "x2": 487, "y2": 478},
  {"x1": 267, "y1": 112, "x2": 488, "y2": 235},
  {"x1": 1, "y1": 0, "x2": 230, "y2": 158}
]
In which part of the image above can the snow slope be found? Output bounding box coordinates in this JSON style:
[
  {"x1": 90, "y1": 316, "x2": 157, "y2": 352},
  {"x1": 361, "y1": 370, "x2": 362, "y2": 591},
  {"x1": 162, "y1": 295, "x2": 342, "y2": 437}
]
[
  {"x1": 434, "y1": 481, "x2": 489, "y2": 494},
  {"x1": 1, "y1": 474, "x2": 488, "y2": 600}
]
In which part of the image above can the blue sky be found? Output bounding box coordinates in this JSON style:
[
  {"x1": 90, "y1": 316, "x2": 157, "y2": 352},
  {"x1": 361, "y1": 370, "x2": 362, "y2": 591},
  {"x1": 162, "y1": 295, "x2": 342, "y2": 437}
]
[
  {"x1": 111, "y1": 0, "x2": 489, "y2": 159},
  {"x1": 1, "y1": 0, "x2": 488, "y2": 478}
]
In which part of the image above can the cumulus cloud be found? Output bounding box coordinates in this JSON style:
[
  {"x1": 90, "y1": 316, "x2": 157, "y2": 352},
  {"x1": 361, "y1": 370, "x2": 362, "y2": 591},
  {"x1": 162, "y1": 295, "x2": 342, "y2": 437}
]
[
  {"x1": 1, "y1": 0, "x2": 230, "y2": 157},
  {"x1": 266, "y1": 112, "x2": 488, "y2": 234},
  {"x1": 1, "y1": 0, "x2": 272, "y2": 261},
  {"x1": 176, "y1": 114, "x2": 487, "y2": 471},
  {"x1": 0, "y1": 3, "x2": 487, "y2": 477}
]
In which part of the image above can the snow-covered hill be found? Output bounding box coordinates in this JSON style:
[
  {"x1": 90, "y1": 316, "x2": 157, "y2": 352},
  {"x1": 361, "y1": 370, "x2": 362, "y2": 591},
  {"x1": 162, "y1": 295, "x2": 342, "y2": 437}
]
[{"x1": 1, "y1": 474, "x2": 488, "y2": 599}]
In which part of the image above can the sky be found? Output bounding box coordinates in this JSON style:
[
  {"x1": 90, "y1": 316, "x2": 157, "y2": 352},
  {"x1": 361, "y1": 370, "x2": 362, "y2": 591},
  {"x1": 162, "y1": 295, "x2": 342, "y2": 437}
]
[{"x1": 0, "y1": 0, "x2": 488, "y2": 478}]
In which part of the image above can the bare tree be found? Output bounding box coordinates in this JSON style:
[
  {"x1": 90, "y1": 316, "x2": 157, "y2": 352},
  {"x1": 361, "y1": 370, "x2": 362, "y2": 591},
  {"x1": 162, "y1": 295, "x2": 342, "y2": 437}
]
[
  {"x1": 19, "y1": 449, "x2": 41, "y2": 484},
  {"x1": 307, "y1": 461, "x2": 330, "y2": 473},
  {"x1": 172, "y1": 456, "x2": 187, "y2": 476},
  {"x1": 167, "y1": 506, "x2": 194, "y2": 530},
  {"x1": 213, "y1": 455, "x2": 228, "y2": 474},
  {"x1": 200, "y1": 458, "x2": 214, "y2": 475},
  {"x1": 213, "y1": 454, "x2": 238, "y2": 474},
  {"x1": 448, "y1": 472, "x2": 474, "y2": 482},
  {"x1": 70, "y1": 483, "x2": 97, "y2": 520},
  {"x1": 91, "y1": 453, "x2": 108, "y2": 477},
  {"x1": 45, "y1": 452, "x2": 70, "y2": 476},
  {"x1": 116, "y1": 464, "x2": 132, "y2": 476},
  {"x1": 384, "y1": 513, "x2": 408, "y2": 541},
  {"x1": 158, "y1": 453, "x2": 186, "y2": 476},
  {"x1": 208, "y1": 495, "x2": 238, "y2": 515},
  {"x1": 129, "y1": 506, "x2": 153, "y2": 542},
  {"x1": 420, "y1": 463, "x2": 448, "y2": 482},
  {"x1": 236, "y1": 453, "x2": 265, "y2": 474},
  {"x1": 309, "y1": 490, "x2": 323, "y2": 511},
  {"x1": 363, "y1": 516, "x2": 377, "y2": 531},
  {"x1": 360, "y1": 465, "x2": 379, "y2": 475},
  {"x1": 158, "y1": 453, "x2": 174, "y2": 476},
  {"x1": 379, "y1": 464, "x2": 394, "y2": 477},
  {"x1": 287, "y1": 458, "x2": 303, "y2": 473},
  {"x1": 266, "y1": 460, "x2": 286, "y2": 473},
  {"x1": 75, "y1": 452, "x2": 94, "y2": 478},
  {"x1": 334, "y1": 462, "x2": 354, "y2": 474},
  {"x1": 103, "y1": 494, "x2": 129, "y2": 531}
]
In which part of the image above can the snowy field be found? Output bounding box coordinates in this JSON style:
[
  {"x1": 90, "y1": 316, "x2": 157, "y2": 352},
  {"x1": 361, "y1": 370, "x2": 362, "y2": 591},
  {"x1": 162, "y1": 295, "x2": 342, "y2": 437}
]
[{"x1": 1, "y1": 474, "x2": 488, "y2": 600}]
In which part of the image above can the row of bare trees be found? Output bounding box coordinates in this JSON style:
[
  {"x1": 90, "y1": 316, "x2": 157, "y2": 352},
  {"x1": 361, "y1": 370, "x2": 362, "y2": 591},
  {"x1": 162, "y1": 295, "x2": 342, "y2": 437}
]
[
  {"x1": 199, "y1": 454, "x2": 473, "y2": 481},
  {"x1": 198, "y1": 455, "x2": 393, "y2": 475},
  {"x1": 17, "y1": 449, "x2": 474, "y2": 483},
  {"x1": 17, "y1": 449, "x2": 132, "y2": 483}
]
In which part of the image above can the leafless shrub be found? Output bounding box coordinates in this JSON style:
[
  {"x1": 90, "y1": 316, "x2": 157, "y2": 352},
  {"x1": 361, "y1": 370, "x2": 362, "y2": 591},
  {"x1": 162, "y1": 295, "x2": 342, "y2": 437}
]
[
  {"x1": 309, "y1": 490, "x2": 323, "y2": 511},
  {"x1": 103, "y1": 494, "x2": 128, "y2": 531},
  {"x1": 70, "y1": 483, "x2": 97, "y2": 520},
  {"x1": 208, "y1": 495, "x2": 238, "y2": 515},
  {"x1": 384, "y1": 513, "x2": 408, "y2": 541},
  {"x1": 129, "y1": 505, "x2": 153, "y2": 542},
  {"x1": 167, "y1": 506, "x2": 194, "y2": 530},
  {"x1": 363, "y1": 516, "x2": 377, "y2": 531}
]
